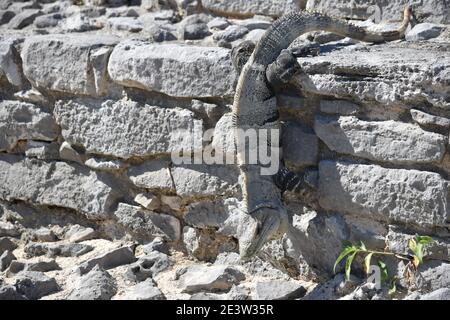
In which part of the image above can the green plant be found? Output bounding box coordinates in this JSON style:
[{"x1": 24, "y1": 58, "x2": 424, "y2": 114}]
[{"x1": 334, "y1": 235, "x2": 435, "y2": 293}]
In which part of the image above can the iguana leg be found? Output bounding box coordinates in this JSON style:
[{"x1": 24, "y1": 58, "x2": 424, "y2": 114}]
[{"x1": 266, "y1": 49, "x2": 301, "y2": 88}]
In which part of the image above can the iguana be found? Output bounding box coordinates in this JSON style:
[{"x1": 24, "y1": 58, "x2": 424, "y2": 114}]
[{"x1": 231, "y1": 7, "x2": 413, "y2": 260}]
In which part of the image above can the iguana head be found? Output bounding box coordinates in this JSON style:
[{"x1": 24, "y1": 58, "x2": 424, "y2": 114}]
[{"x1": 239, "y1": 206, "x2": 289, "y2": 260}]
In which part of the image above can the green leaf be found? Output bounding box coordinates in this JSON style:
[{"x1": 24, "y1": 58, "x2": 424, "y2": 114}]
[
  {"x1": 378, "y1": 260, "x2": 389, "y2": 283},
  {"x1": 345, "y1": 252, "x2": 357, "y2": 281},
  {"x1": 364, "y1": 252, "x2": 373, "y2": 274},
  {"x1": 333, "y1": 245, "x2": 357, "y2": 274},
  {"x1": 416, "y1": 235, "x2": 434, "y2": 245}
]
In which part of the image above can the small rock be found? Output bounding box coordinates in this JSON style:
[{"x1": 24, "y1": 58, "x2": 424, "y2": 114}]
[
  {"x1": 147, "y1": 24, "x2": 177, "y2": 42},
  {"x1": 24, "y1": 242, "x2": 94, "y2": 258},
  {"x1": 134, "y1": 193, "x2": 160, "y2": 211},
  {"x1": 0, "y1": 10, "x2": 15, "y2": 25},
  {"x1": 68, "y1": 265, "x2": 117, "y2": 300},
  {"x1": 406, "y1": 23, "x2": 445, "y2": 41},
  {"x1": 237, "y1": 18, "x2": 271, "y2": 31},
  {"x1": 0, "y1": 221, "x2": 20, "y2": 237},
  {"x1": 8, "y1": 9, "x2": 42, "y2": 29},
  {"x1": 59, "y1": 141, "x2": 83, "y2": 164},
  {"x1": 7, "y1": 259, "x2": 60, "y2": 275},
  {"x1": 255, "y1": 280, "x2": 306, "y2": 300},
  {"x1": 178, "y1": 14, "x2": 211, "y2": 40},
  {"x1": 25, "y1": 141, "x2": 59, "y2": 160},
  {"x1": 0, "y1": 250, "x2": 16, "y2": 271},
  {"x1": 34, "y1": 13, "x2": 63, "y2": 28},
  {"x1": 64, "y1": 225, "x2": 96, "y2": 243},
  {"x1": 84, "y1": 158, "x2": 123, "y2": 171},
  {"x1": 213, "y1": 25, "x2": 249, "y2": 43},
  {"x1": 0, "y1": 237, "x2": 17, "y2": 255},
  {"x1": 107, "y1": 17, "x2": 143, "y2": 32},
  {"x1": 33, "y1": 228, "x2": 57, "y2": 242},
  {"x1": 207, "y1": 17, "x2": 230, "y2": 30},
  {"x1": 77, "y1": 245, "x2": 136, "y2": 275},
  {"x1": 160, "y1": 195, "x2": 182, "y2": 211},
  {"x1": 419, "y1": 288, "x2": 450, "y2": 300},
  {"x1": 410, "y1": 109, "x2": 450, "y2": 130},
  {"x1": 0, "y1": 285, "x2": 26, "y2": 300},
  {"x1": 63, "y1": 13, "x2": 98, "y2": 32},
  {"x1": 14, "y1": 271, "x2": 59, "y2": 300},
  {"x1": 245, "y1": 29, "x2": 266, "y2": 43},
  {"x1": 121, "y1": 278, "x2": 165, "y2": 300},
  {"x1": 142, "y1": 237, "x2": 169, "y2": 255},
  {"x1": 125, "y1": 251, "x2": 171, "y2": 282},
  {"x1": 177, "y1": 265, "x2": 245, "y2": 293}
]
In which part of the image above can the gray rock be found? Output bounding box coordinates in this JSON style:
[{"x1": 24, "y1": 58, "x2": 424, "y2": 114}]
[
  {"x1": 282, "y1": 121, "x2": 318, "y2": 168},
  {"x1": 8, "y1": 9, "x2": 42, "y2": 29},
  {"x1": 285, "y1": 211, "x2": 350, "y2": 275},
  {"x1": 303, "y1": 274, "x2": 360, "y2": 300},
  {"x1": 108, "y1": 40, "x2": 237, "y2": 98},
  {"x1": 417, "y1": 261, "x2": 450, "y2": 291},
  {"x1": 147, "y1": 24, "x2": 177, "y2": 42},
  {"x1": 0, "y1": 237, "x2": 17, "y2": 255},
  {"x1": 68, "y1": 265, "x2": 117, "y2": 300},
  {"x1": 127, "y1": 159, "x2": 173, "y2": 190},
  {"x1": 320, "y1": 100, "x2": 359, "y2": 115},
  {"x1": 24, "y1": 242, "x2": 94, "y2": 258},
  {"x1": 177, "y1": 265, "x2": 245, "y2": 293},
  {"x1": 0, "y1": 250, "x2": 16, "y2": 271},
  {"x1": 62, "y1": 13, "x2": 98, "y2": 32},
  {"x1": 202, "y1": 0, "x2": 301, "y2": 18},
  {"x1": 0, "y1": 10, "x2": 15, "y2": 25},
  {"x1": 33, "y1": 228, "x2": 57, "y2": 242},
  {"x1": 0, "y1": 155, "x2": 119, "y2": 220},
  {"x1": 305, "y1": 0, "x2": 450, "y2": 24},
  {"x1": 207, "y1": 17, "x2": 230, "y2": 30},
  {"x1": 406, "y1": 23, "x2": 445, "y2": 41},
  {"x1": 114, "y1": 203, "x2": 181, "y2": 242},
  {"x1": 171, "y1": 164, "x2": 240, "y2": 198},
  {"x1": 85, "y1": 158, "x2": 124, "y2": 171},
  {"x1": 299, "y1": 42, "x2": 450, "y2": 109},
  {"x1": 318, "y1": 161, "x2": 449, "y2": 228},
  {"x1": 107, "y1": 17, "x2": 143, "y2": 32},
  {"x1": 0, "y1": 101, "x2": 58, "y2": 152},
  {"x1": 54, "y1": 99, "x2": 202, "y2": 159},
  {"x1": 0, "y1": 221, "x2": 20, "y2": 237},
  {"x1": 213, "y1": 25, "x2": 249, "y2": 43},
  {"x1": 315, "y1": 116, "x2": 446, "y2": 164},
  {"x1": 21, "y1": 34, "x2": 118, "y2": 96},
  {"x1": 15, "y1": 271, "x2": 59, "y2": 300},
  {"x1": 64, "y1": 225, "x2": 96, "y2": 243},
  {"x1": 245, "y1": 28, "x2": 266, "y2": 43},
  {"x1": 410, "y1": 109, "x2": 450, "y2": 130},
  {"x1": 419, "y1": 288, "x2": 450, "y2": 300},
  {"x1": 77, "y1": 245, "x2": 136, "y2": 275},
  {"x1": 142, "y1": 237, "x2": 169, "y2": 255},
  {"x1": 0, "y1": 40, "x2": 23, "y2": 87},
  {"x1": 59, "y1": 141, "x2": 83, "y2": 164},
  {"x1": 125, "y1": 251, "x2": 171, "y2": 282},
  {"x1": 7, "y1": 259, "x2": 60, "y2": 275},
  {"x1": 255, "y1": 280, "x2": 306, "y2": 300},
  {"x1": 25, "y1": 141, "x2": 60, "y2": 160},
  {"x1": 121, "y1": 278, "x2": 165, "y2": 300},
  {"x1": 0, "y1": 285, "x2": 26, "y2": 300},
  {"x1": 33, "y1": 13, "x2": 62, "y2": 28},
  {"x1": 134, "y1": 193, "x2": 160, "y2": 211},
  {"x1": 178, "y1": 15, "x2": 212, "y2": 40}
]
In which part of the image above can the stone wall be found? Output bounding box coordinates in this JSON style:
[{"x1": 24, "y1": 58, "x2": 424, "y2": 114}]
[{"x1": 0, "y1": 0, "x2": 449, "y2": 300}]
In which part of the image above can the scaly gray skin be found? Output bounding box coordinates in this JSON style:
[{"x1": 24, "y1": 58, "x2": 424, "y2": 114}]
[{"x1": 234, "y1": 7, "x2": 413, "y2": 260}]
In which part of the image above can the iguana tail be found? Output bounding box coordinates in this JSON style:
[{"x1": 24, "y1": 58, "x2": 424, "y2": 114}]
[{"x1": 253, "y1": 6, "x2": 412, "y2": 66}]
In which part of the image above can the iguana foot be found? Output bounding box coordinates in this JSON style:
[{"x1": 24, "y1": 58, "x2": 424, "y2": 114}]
[
  {"x1": 239, "y1": 206, "x2": 289, "y2": 260},
  {"x1": 266, "y1": 49, "x2": 301, "y2": 88}
]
